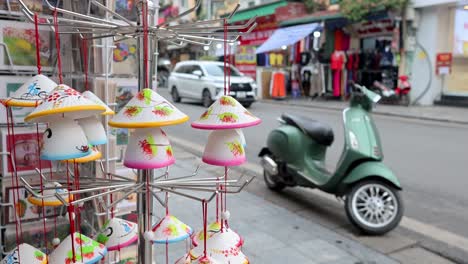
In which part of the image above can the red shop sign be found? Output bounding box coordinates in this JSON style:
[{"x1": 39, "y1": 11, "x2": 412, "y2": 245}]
[{"x1": 435, "y1": 52, "x2": 452, "y2": 75}]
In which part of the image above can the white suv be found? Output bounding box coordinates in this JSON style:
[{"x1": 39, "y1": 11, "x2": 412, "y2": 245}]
[{"x1": 168, "y1": 61, "x2": 257, "y2": 108}]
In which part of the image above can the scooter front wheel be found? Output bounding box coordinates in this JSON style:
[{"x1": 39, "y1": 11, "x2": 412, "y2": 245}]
[
  {"x1": 345, "y1": 179, "x2": 403, "y2": 235},
  {"x1": 263, "y1": 170, "x2": 286, "y2": 192}
]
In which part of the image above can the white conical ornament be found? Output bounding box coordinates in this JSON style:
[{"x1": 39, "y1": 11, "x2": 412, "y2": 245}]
[
  {"x1": 40, "y1": 118, "x2": 91, "y2": 160},
  {"x1": 63, "y1": 146, "x2": 101, "y2": 163},
  {"x1": 193, "y1": 256, "x2": 221, "y2": 264},
  {"x1": 190, "y1": 228, "x2": 245, "y2": 261},
  {"x1": 152, "y1": 215, "x2": 193, "y2": 244},
  {"x1": 192, "y1": 96, "x2": 261, "y2": 130},
  {"x1": 124, "y1": 127, "x2": 175, "y2": 169},
  {"x1": 77, "y1": 116, "x2": 107, "y2": 145},
  {"x1": 28, "y1": 182, "x2": 72, "y2": 207},
  {"x1": 2, "y1": 74, "x2": 57, "y2": 107},
  {"x1": 81, "y1": 90, "x2": 114, "y2": 115},
  {"x1": 0, "y1": 243, "x2": 47, "y2": 264},
  {"x1": 203, "y1": 129, "x2": 246, "y2": 166},
  {"x1": 25, "y1": 84, "x2": 106, "y2": 122},
  {"x1": 95, "y1": 218, "x2": 138, "y2": 251},
  {"x1": 109, "y1": 88, "x2": 188, "y2": 128},
  {"x1": 48, "y1": 232, "x2": 107, "y2": 264}
]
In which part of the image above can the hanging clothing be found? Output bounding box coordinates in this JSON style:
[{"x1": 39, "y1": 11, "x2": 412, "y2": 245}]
[
  {"x1": 270, "y1": 71, "x2": 286, "y2": 99},
  {"x1": 331, "y1": 51, "x2": 345, "y2": 97}
]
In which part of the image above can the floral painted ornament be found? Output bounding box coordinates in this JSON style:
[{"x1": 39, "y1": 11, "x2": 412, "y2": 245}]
[
  {"x1": 25, "y1": 84, "x2": 106, "y2": 123},
  {"x1": 28, "y1": 182, "x2": 72, "y2": 207},
  {"x1": 82, "y1": 90, "x2": 115, "y2": 115},
  {"x1": 124, "y1": 127, "x2": 175, "y2": 169},
  {"x1": 95, "y1": 218, "x2": 138, "y2": 251},
  {"x1": 202, "y1": 129, "x2": 246, "y2": 166},
  {"x1": 108, "y1": 88, "x2": 188, "y2": 128},
  {"x1": 77, "y1": 116, "x2": 107, "y2": 145},
  {"x1": 192, "y1": 221, "x2": 243, "y2": 248},
  {"x1": 2, "y1": 74, "x2": 57, "y2": 107},
  {"x1": 0, "y1": 243, "x2": 47, "y2": 264},
  {"x1": 192, "y1": 96, "x2": 261, "y2": 130},
  {"x1": 49, "y1": 232, "x2": 107, "y2": 264},
  {"x1": 190, "y1": 228, "x2": 248, "y2": 264},
  {"x1": 151, "y1": 215, "x2": 193, "y2": 244}
]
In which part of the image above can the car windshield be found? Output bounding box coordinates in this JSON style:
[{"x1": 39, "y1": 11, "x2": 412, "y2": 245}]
[{"x1": 204, "y1": 64, "x2": 242, "y2": 77}]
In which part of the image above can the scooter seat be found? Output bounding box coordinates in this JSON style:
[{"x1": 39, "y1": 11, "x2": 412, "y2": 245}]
[{"x1": 281, "y1": 114, "x2": 334, "y2": 146}]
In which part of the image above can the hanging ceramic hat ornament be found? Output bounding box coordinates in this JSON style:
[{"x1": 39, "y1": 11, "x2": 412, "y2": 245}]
[
  {"x1": 192, "y1": 221, "x2": 221, "y2": 247},
  {"x1": 192, "y1": 255, "x2": 221, "y2": 264},
  {"x1": 0, "y1": 243, "x2": 47, "y2": 264},
  {"x1": 63, "y1": 146, "x2": 101, "y2": 163},
  {"x1": 190, "y1": 228, "x2": 247, "y2": 263},
  {"x1": 124, "y1": 127, "x2": 175, "y2": 169},
  {"x1": 40, "y1": 118, "x2": 91, "y2": 160},
  {"x1": 175, "y1": 254, "x2": 193, "y2": 264},
  {"x1": 2, "y1": 74, "x2": 57, "y2": 107},
  {"x1": 96, "y1": 218, "x2": 138, "y2": 251},
  {"x1": 24, "y1": 84, "x2": 106, "y2": 123},
  {"x1": 108, "y1": 88, "x2": 188, "y2": 128},
  {"x1": 191, "y1": 96, "x2": 261, "y2": 130},
  {"x1": 28, "y1": 182, "x2": 72, "y2": 206},
  {"x1": 48, "y1": 232, "x2": 107, "y2": 264},
  {"x1": 81, "y1": 90, "x2": 114, "y2": 115},
  {"x1": 77, "y1": 116, "x2": 107, "y2": 145},
  {"x1": 202, "y1": 129, "x2": 246, "y2": 166},
  {"x1": 151, "y1": 215, "x2": 193, "y2": 244}
]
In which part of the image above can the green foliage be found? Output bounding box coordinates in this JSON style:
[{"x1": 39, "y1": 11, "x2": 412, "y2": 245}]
[
  {"x1": 303, "y1": 0, "x2": 328, "y2": 13},
  {"x1": 198, "y1": 55, "x2": 218, "y2": 61},
  {"x1": 340, "y1": 0, "x2": 409, "y2": 22}
]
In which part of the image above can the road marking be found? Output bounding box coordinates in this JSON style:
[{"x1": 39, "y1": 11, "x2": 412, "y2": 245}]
[{"x1": 170, "y1": 135, "x2": 468, "y2": 253}]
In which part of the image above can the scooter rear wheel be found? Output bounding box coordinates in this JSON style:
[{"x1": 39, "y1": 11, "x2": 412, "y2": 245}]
[
  {"x1": 345, "y1": 179, "x2": 403, "y2": 235},
  {"x1": 263, "y1": 170, "x2": 285, "y2": 192}
]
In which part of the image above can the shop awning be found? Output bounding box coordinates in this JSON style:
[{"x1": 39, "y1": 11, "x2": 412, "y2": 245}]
[
  {"x1": 279, "y1": 10, "x2": 343, "y2": 27},
  {"x1": 226, "y1": 0, "x2": 287, "y2": 23},
  {"x1": 255, "y1": 23, "x2": 320, "y2": 54}
]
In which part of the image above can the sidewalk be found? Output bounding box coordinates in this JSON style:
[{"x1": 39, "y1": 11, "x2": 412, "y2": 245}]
[
  {"x1": 145, "y1": 146, "x2": 401, "y2": 264},
  {"x1": 261, "y1": 98, "x2": 468, "y2": 124}
]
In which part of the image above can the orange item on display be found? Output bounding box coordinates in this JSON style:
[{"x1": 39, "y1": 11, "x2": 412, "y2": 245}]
[{"x1": 270, "y1": 72, "x2": 286, "y2": 99}]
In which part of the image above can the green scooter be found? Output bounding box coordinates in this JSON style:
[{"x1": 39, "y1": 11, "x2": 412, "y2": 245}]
[{"x1": 259, "y1": 83, "x2": 403, "y2": 235}]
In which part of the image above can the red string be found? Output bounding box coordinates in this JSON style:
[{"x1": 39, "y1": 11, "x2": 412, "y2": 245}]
[
  {"x1": 142, "y1": 2, "x2": 149, "y2": 88},
  {"x1": 34, "y1": 13, "x2": 42, "y2": 74},
  {"x1": 202, "y1": 200, "x2": 208, "y2": 258},
  {"x1": 53, "y1": 10, "x2": 63, "y2": 83},
  {"x1": 165, "y1": 191, "x2": 169, "y2": 216},
  {"x1": 66, "y1": 162, "x2": 76, "y2": 262},
  {"x1": 6, "y1": 108, "x2": 22, "y2": 263},
  {"x1": 36, "y1": 124, "x2": 48, "y2": 257},
  {"x1": 224, "y1": 166, "x2": 228, "y2": 228},
  {"x1": 81, "y1": 39, "x2": 89, "y2": 90}
]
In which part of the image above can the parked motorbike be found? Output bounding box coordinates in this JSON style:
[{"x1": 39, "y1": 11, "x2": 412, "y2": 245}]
[
  {"x1": 259, "y1": 82, "x2": 403, "y2": 235},
  {"x1": 372, "y1": 75, "x2": 411, "y2": 106}
]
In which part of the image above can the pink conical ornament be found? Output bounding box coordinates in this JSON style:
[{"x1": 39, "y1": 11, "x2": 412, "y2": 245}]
[
  {"x1": 81, "y1": 90, "x2": 114, "y2": 115},
  {"x1": 96, "y1": 218, "x2": 138, "y2": 251},
  {"x1": 2, "y1": 74, "x2": 57, "y2": 107},
  {"x1": 109, "y1": 88, "x2": 188, "y2": 128},
  {"x1": 48, "y1": 233, "x2": 107, "y2": 264},
  {"x1": 124, "y1": 127, "x2": 175, "y2": 169},
  {"x1": 202, "y1": 129, "x2": 246, "y2": 166},
  {"x1": 0, "y1": 243, "x2": 47, "y2": 264},
  {"x1": 191, "y1": 96, "x2": 261, "y2": 130},
  {"x1": 152, "y1": 215, "x2": 193, "y2": 244},
  {"x1": 25, "y1": 84, "x2": 106, "y2": 122}
]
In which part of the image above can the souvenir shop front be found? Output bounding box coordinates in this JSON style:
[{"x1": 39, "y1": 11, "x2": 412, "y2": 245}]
[{"x1": 321, "y1": 16, "x2": 401, "y2": 99}]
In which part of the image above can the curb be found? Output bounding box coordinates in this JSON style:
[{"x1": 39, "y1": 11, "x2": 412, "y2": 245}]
[{"x1": 260, "y1": 99, "x2": 468, "y2": 125}]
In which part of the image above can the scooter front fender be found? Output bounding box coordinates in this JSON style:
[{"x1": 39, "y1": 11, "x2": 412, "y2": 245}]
[{"x1": 342, "y1": 161, "x2": 402, "y2": 190}]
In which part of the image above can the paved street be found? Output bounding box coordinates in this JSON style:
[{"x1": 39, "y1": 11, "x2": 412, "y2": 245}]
[{"x1": 158, "y1": 88, "x2": 468, "y2": 262}]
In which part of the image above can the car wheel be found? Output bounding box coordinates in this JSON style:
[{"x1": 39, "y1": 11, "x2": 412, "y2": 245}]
[
  {"x1": 171, "y1": 87, "x2": 181, "y2": 103},
  {"x1": 202, "y1": 90, "x2": 212, "y2": 108},
  {"x1": 345, "y1": 179, "x2": 403, "y2": 235},
  {"x1": 242, "y1": 102, "x2": 252, "y2": 108}
]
